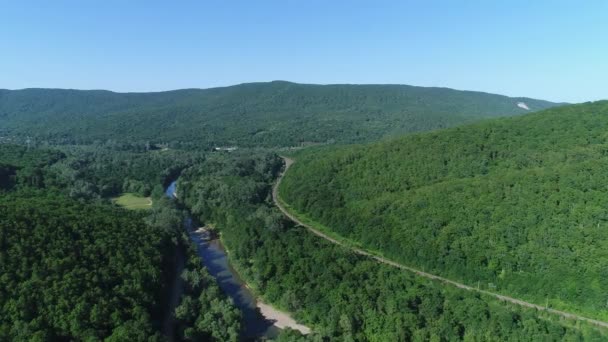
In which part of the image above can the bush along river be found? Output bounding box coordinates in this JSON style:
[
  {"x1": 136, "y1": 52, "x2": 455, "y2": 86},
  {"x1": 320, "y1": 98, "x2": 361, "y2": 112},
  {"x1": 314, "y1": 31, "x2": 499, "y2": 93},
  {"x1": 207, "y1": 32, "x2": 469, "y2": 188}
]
[{"x1": 165, "y1": 181, "x2": 310, "y2": 340}]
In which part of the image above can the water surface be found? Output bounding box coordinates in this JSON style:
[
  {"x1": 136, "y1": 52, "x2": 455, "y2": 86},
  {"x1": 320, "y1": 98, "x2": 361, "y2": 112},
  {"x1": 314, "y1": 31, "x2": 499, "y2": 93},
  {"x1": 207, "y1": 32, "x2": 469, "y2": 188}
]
[{"x1": 166, "y1": 181, "x2": 278, "y2": 339}]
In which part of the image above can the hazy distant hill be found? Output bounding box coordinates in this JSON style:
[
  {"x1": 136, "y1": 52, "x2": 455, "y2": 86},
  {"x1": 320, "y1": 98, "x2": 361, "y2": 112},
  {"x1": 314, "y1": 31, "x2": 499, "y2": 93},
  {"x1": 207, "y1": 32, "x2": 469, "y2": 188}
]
[
  {"x1": 0, "y1": 81, "x2": 559, "y2": 147},
  {"x1": 280, "y1": 100, "x2": 608, "y2": 321}
]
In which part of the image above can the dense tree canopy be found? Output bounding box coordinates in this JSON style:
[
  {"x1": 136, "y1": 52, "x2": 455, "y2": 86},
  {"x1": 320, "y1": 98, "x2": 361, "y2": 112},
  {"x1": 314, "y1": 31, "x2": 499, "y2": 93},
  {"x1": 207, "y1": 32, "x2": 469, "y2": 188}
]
[
  {"x1": 0, "y1": 143, "x2": 203, "y2": 200},
  {"x1": 280, "y1": 101, "x2": 608, "y2": 322},
  {"x1": 2, "y1": 88, "x2": 604, "y2": 340},
  {"x1": 0, "y1": 145, "x2": 240, "y2": 341},
  {"x1": 177, "y1": 151, "x2": 603, "y2": 340},
  {"x1": 46, "y1": 146, "x2": 203, "y2": 198},
  {"x1": 0, "y1": 82, "x2": 558, "y2": 148},
  {"x1": 0, "y1": 191, "x2": 172, "y2": 340}
]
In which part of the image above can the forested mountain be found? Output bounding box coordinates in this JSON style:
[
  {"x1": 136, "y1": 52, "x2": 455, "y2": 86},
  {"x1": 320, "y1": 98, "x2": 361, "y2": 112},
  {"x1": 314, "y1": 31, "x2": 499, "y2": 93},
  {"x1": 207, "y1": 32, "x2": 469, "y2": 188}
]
[
  {"x1": 279, "y1": 100, "x2": 608, "y2": 322},
  {"x1": 177, "y1": 151, "x2": 603, "y2": 340},
  {"x1": 0, "y1": 81, "x2": 559, "y2": 147}
]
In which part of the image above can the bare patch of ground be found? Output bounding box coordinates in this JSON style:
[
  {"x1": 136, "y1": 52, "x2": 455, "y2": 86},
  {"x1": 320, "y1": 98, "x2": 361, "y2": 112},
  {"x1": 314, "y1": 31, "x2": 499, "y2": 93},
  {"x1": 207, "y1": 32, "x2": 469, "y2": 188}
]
[{"x1": 257, "y1": 302, "x2": 311, "y2": 335}]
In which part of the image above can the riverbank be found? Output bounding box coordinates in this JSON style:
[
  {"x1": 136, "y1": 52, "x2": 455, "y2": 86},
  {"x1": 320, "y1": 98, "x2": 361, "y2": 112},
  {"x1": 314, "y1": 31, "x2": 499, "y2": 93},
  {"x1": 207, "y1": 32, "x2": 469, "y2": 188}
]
[
  {"x1": 219, "y1": 234, "x2": 311, "y2": 336},
  {"x1": 257, "y1": 303, "x2": 311, "y2": 335},
  {"x1": 167, "y1": 180, "x2": 311, "y2": 337},
  {"x1": 189, "y1": 221, "x2": 311, "y2": 338},
  {"x1": 206, "y1": 228, "x2": 311, "y2": 335}
]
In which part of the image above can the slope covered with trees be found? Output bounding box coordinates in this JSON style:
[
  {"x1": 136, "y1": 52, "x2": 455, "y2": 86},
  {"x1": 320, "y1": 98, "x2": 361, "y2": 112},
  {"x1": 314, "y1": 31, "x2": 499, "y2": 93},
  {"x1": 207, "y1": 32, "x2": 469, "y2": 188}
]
[
  {"x1": 177, "y1": 151, "x2": 604, "y2": 340},
  {"x1": 0, "y1": 81, "x2": 559, "y2": 147},
  {"x1": 279, "y1": 101, "x2": 608, "y2": 322}
]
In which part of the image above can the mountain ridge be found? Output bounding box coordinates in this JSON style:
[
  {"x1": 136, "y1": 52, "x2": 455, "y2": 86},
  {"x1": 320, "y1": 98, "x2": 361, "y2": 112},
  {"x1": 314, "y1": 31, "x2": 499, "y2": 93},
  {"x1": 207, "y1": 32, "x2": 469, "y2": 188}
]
[
  {"x1": 0, "y1": 80, "x2": 571, "y2": 103},
  {"x1": 0, "y1": 81, "x2": 561, "y2": 147}
]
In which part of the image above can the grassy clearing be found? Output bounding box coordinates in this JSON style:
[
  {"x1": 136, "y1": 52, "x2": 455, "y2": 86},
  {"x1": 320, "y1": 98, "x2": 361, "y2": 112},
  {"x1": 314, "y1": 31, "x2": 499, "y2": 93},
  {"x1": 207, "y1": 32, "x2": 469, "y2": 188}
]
[{"x1": 112, "y1": 193, "x2": 152, "y2": 210}]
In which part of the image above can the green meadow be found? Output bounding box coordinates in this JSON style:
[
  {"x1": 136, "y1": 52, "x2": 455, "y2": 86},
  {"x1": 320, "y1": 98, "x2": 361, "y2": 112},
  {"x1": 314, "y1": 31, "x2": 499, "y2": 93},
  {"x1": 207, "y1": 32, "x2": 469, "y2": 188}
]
[{"x1": 112, "y1": 193, "x2": 152, "y2": 210}]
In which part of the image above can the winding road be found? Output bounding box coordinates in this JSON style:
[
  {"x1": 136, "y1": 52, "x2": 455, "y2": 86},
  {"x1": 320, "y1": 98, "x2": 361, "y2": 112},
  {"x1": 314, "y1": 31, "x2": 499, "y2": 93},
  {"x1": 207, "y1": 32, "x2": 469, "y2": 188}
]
[{"x1": 272, "y1": 157, "x2": 608, "y2": 329}]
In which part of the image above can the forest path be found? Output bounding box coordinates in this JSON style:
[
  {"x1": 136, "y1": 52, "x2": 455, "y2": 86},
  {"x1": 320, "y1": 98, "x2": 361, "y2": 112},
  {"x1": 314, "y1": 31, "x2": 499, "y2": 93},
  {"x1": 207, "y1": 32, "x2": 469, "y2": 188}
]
[
  {"x1": 162, "y1": 246, "x2": 186, "y2": 341},
  {"x1": 272, "y1": 156, "x2": 608, "y2": 329}
]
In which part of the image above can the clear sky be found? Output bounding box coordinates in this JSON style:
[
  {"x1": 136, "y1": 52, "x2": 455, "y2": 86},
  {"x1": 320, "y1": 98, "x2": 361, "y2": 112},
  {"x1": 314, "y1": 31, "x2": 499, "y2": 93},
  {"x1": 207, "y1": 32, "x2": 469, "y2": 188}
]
[{"x1": 1, "y1": 1, "x2": 606, "y2": 103}]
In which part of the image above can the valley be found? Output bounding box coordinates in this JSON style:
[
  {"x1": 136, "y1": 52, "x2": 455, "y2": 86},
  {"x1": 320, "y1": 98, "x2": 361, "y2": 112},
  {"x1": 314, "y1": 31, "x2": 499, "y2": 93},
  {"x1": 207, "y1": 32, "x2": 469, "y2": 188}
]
[
  {"x1": 3, "y1": 2, "x2": 606, "y2": 341},
  {"x1": 1, "y1": 85, "x2": 606, "y2": 341}
]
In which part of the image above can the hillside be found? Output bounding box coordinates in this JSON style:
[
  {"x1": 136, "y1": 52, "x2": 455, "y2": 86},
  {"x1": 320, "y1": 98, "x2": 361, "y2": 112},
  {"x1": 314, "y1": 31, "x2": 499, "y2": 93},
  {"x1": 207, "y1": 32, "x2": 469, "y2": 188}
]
[
  {"x1": 177, "y1": 151, "x2": 604, "y2": 340},
  {"x1": 0, "y1": 81, "x2": 559, "y2": 147},
  {"x1": 279, "y1": 100, "x2": 608, "y2": 321}
]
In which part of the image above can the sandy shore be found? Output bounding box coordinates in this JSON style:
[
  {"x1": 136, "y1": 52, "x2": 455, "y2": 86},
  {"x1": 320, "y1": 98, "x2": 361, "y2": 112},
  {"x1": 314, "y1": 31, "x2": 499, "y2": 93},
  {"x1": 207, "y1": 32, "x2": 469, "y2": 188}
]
[
  {"x1": 196, "y1": 226, "x2": 311, "y2": 335},
  {"x1": 257, "y1": 302, "x2": 311, "y2": 335}
]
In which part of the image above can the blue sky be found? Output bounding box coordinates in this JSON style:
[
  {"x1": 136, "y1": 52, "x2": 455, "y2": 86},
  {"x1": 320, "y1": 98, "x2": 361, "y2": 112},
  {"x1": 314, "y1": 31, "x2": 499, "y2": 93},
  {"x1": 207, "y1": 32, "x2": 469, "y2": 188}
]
[{"x1": 1, "y1": 1, "x2": 606, "y2": 102}]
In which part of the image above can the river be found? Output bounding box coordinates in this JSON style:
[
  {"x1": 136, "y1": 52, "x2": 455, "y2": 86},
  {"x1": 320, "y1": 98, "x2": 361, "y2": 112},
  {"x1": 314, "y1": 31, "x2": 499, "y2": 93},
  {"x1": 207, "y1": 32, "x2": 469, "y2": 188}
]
[{"x1": 165, "y1": 181, "x2": 280, "y2": 339}]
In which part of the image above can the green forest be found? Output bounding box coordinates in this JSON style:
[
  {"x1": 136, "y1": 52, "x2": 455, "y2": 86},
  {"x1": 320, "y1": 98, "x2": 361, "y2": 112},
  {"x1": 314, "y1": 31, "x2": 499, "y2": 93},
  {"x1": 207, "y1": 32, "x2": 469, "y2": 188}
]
[
  {"x1": 177, "y1": 151, "x2": 604, "y2": 341},
  {"x1": 7, "y1": 0, "x2": 608, "y2": 339},
  {"x1": 280, "y1": 100, "x2": 608, "y2": 322},
  {"x1": 2, "y1": 91, "x2": 607, "y2": 340},
  {"x1": 0, "y1": 191, "x2": 173, "y2": 340},
  {"x1": 0, "y1": 81, "x2": 558, "y2": 148},
  {"x1": 0, "y1": 145, "x2": 240, "y2": 341}
]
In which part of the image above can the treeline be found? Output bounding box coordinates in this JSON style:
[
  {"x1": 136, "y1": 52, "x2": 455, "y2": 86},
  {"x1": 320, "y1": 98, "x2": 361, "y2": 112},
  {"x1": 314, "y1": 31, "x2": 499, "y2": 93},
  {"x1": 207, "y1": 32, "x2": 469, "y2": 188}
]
[
  {"x1": 0, "y1": 144, "x2": 65, "y2": 190},
  {"x1": 48, "y1": 146, "x2": 204, "y2": 199},
  {"x1": 0, "y1": 81, "x2": 558, "y2": 148},
  {"x1": 177, "y1": 151, "x2": 603, "y2": 340},
  {"x1": 0, "y1": 144, "x2": 203, "y2": 199},
  {"x1": 280, "y1": 100, "x2": 608, "y2": 322},
  {"x1": 174, "y1": 229, "x2": 241, "y2": 341},
  {"x1": 0, "y1": 144, "x2": 241, "y2": 340},
  {"x1": 146, "y1": 196, "x2": 242, "y2": 341}
]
